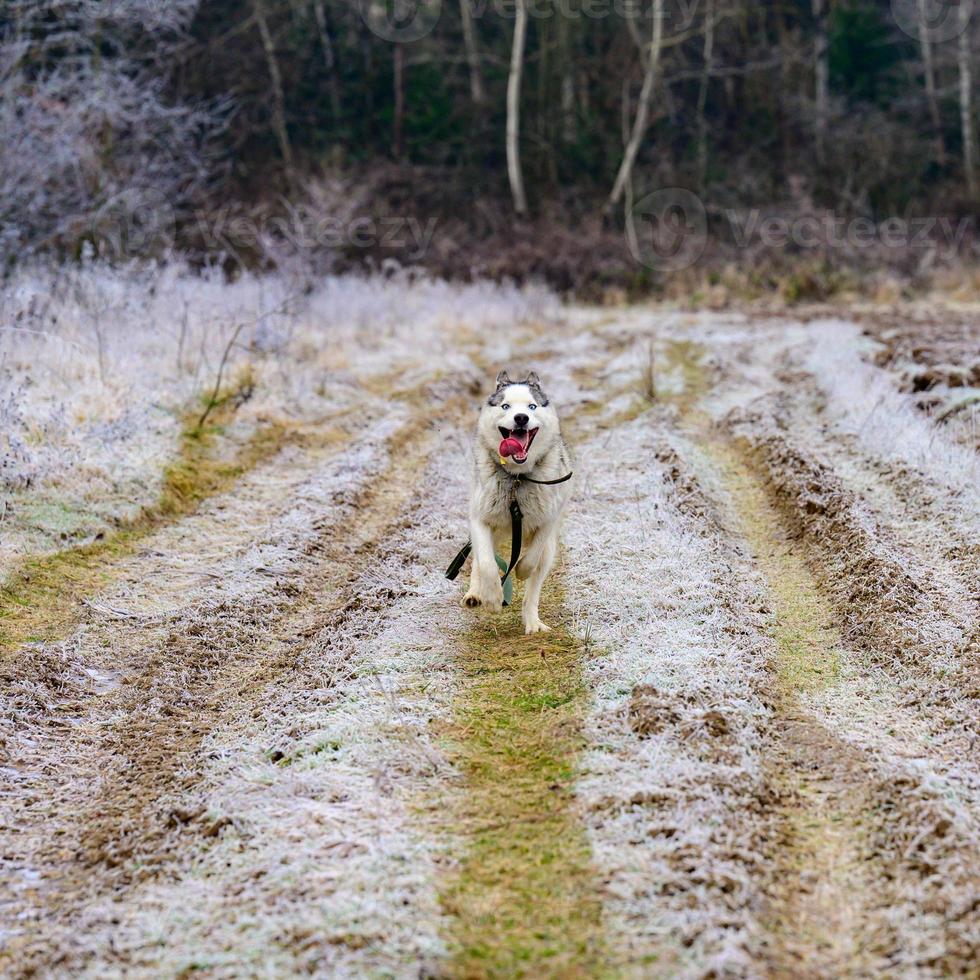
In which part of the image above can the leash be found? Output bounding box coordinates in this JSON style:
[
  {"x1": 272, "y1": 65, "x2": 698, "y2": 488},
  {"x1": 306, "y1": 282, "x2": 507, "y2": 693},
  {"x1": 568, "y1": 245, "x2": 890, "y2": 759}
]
[{"x1": 445, "y1": 469, "x2": 573, "y2": 606}]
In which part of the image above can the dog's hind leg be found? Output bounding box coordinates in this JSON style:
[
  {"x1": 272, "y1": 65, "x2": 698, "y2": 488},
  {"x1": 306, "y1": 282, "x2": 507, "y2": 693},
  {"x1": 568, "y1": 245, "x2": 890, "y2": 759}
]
[
  {"x1": 462, "y1": 519, "x2": 503, "y2": 611},
  {"x1": 520, "y1": 529, "x2": 557, "y2": 634}
]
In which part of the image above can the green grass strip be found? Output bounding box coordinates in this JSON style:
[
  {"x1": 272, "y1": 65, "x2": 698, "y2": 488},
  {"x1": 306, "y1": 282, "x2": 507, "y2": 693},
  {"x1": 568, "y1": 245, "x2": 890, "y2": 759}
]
[
  {"x1": 437, "y1": 590, "x2": 608, "y2": 979},
  {"x1": 0, "y1": 409, "x2": 289, "y2": 656}
]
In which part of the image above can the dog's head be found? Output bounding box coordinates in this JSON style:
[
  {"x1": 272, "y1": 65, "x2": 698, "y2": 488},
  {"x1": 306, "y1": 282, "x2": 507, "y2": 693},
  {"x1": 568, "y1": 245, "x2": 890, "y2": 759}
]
[{"x1": 477, "y1": 370, "x2": 559, "y2": 467}]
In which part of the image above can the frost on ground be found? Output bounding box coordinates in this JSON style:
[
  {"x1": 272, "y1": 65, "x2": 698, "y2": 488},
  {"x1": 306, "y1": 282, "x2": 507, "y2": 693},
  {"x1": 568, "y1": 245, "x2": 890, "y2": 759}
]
[
  {"x1": 564, "y1": 408, "x2": 773, "y2": 976},
  {"x1": 2, "y1": 270, "x2": 980, "y2": 977},
  {"x1": 679, "y1": 313, "x2": 980, "y2": 974},
  {"x1": 858, "y1": 309, "x2": 980, "y2": 454},
  {"x1": 65, "y1": 438, "x2": 473, "y2": 978},
  {"x1": 0, "y1": 266, "x2": 545, "y2": 975},
  {"x1": 0, "y1": 261, "x2": 555, "y2": 565},
  {"x1": 802, "y1": 319, "x2": 980, "y2": 507}
]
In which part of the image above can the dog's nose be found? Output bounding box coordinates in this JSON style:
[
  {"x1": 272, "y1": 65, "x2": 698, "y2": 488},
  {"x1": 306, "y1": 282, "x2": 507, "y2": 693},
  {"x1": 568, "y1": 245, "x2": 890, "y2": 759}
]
[{"x1": 513, "y1": 413, "x2": 529, "y2": 428}]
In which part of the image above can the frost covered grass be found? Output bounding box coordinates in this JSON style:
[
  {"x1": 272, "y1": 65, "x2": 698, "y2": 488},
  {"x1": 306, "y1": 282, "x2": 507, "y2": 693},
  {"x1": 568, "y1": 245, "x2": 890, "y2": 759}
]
[
  {"x1": 0, "y1": 260, "x2": 555, "y2": 565},
  {"x1": 77, "y1": 466, "x2": 465, "y2": 978},
  {"x1": 563, "y1": 408, "x2": 773, "y2": 976},
  {"x1": 0, "y1": 407, "x2": 289, "y2": 653},
  {"x1": 0, "y1": 359, "x2": 475, "y2": 976},
  {"x1": 802, "y1": 320, "x2": 980, "y2": 512},
  {"x1": 6, "y1": 286, "x2": 980, "y2": 976},
  {"x1": 4, "y1": 286, "x2": 600, "y2": 976}
]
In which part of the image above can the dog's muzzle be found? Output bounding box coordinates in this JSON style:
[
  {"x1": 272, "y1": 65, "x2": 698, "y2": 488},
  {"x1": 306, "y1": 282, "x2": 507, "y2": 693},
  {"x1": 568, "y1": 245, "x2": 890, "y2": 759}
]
[{"x1": 498, "y1": 426, "x2": 538, "y2": 464}]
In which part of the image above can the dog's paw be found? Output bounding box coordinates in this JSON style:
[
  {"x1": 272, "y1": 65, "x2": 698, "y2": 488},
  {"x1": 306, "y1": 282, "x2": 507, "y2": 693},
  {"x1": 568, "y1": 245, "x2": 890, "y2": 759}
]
[
  {"x1": 524, "y1": 618, "x2": 551, "y2": 635},
  {"x1": 462, "y1": 591, "x2": 503, "y2": 611}
]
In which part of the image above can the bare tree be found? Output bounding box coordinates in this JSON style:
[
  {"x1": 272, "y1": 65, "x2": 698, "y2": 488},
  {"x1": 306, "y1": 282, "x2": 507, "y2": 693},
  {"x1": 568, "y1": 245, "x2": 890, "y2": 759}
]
[
  {"x1": 312, "y1": 0, "x2": 342, "y2": 120},
  {"x1": 0, "y1": 0, "x2": 219, "y2": 262},
  {"x1": 506, "y1": 0, "x2": 529, "y2": 215},
  {"x1": 460, "y1": 0, "x2": 485, "y2": 104},
  {"x1": 253, "y1": 0, "x2": 294, "y2": 173},
  {"x1": 917, "y1": 0, "x2": 946, "y2": 165},
  {"x1": 696, "y1": 0, "x2": 715, "y2": 189},
  {"x1": 607, "y1": 0, "x2": 664, "y2": 211},
  {"x1": 959, "y1": 0, "x2": 976, "y2": 196},
  {"x1": 393, "y1": 44, "x2": 405, "y2": 159},
  {"x1": 559, "y1": 17, "x2": 575, "y2": 144},
  {"x1": 622, "y1": 76, "x2": 640, "y2": 259},
  {"x1": 813, "y1": 0, "x2": 829, "y2": 163}
]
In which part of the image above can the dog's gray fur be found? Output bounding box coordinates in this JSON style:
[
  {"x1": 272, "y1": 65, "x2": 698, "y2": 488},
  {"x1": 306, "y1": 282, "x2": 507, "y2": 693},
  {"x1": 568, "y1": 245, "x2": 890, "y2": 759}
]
[{"x1": 461, "y1": 371, "x2": 572, "y2": 634}]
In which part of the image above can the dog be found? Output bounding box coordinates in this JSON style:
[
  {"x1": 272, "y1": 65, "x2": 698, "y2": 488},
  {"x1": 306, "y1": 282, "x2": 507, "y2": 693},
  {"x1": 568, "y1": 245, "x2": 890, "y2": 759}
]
[{"x1": 461, "y1": 370, "x2": 573, "y2": 634}]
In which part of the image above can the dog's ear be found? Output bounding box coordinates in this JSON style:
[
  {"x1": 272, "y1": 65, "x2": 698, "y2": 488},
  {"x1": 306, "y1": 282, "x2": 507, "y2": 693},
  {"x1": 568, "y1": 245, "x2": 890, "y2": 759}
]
[
  {"x1": 488, "y1": 370, "x2": 512, "y2": 405},
  {"x1": 523, "y1": 370, "x2": 549, "y2": 406}
]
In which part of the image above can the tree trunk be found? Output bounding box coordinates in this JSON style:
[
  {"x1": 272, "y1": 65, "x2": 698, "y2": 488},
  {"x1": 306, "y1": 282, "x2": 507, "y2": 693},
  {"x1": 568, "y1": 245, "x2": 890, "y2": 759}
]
[
  {"x1": 312, "y1": 0, "x2": 342, "y2": 120},
  {"x1": 459, "y1": 0, "x2": 485, "y2": 104},
  {"x1": 606, "y1": 0, "x2": 664, "y2": 212},
  {"x1": 959, "y1": 0, "x2": 976, "y2": 196},
  {"x1": 253, "y1": 0, "x2": 294, "y2": 172},
  {"x1": 624, "y1": 3, "x2": 644, "y2": 52},
  {"x1": 359, "y1": 20, "x2": 374, "y2": 120},
  {"x1": 506, "y1": 0, "x2": 529, "y2": 215},
  {"x1": 919, "y1": 0, "x2": 947, "y2": 165},
  {"x1": 559, "y1": 16, "x2": 575, "y2": 143},
  {"x1": 561, "y1": 70, "x2": 575, "y2": 143},
  {"x1": 696, "y1": 0, "x2": 715, "y2": 189},
  {"x1": 621, "y1": 77, "x2": 640, "y2": 258},
  {"x1": 813, "y1": 0, "x2": 829, "y2": 163},
  {"x1": 393, "y1": 44, "x2": 404, "y2": 159},
  {"x1": 775, "y1": 0, "x2": 792, "y2": 176}
]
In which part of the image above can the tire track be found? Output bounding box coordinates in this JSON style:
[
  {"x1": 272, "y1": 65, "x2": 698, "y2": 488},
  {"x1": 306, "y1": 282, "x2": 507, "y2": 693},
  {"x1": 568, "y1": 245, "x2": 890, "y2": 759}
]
[
  {"x1": 699, "y1": 435, "x2": 888, "y2": 976},
  {"x1": 0, "y1": 374, "x2": 477, "y2": 976},
  {"x1": 561, "y1": 409, "x2": 775, "y2": 975},
  {"x1": 63, "y1": 416, "x2": 471, "y2": 977},
  {"x1": 670, "y1": 331, "x2": 980, "y2": 974},
  {"x1": 0, "y1": 408, "x2": 301, "y2": 658},
  {"x1": 429, "y1": 326, "x2": 631, "y2": 978}
]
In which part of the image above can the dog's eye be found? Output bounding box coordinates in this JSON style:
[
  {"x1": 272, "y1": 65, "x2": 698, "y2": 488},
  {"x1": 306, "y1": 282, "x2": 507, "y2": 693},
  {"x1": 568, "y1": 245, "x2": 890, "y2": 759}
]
[
  {"x1": 529, "y1": 404, "x2": 537, "y2": 410},
  {"x1": 501, "y1": 403, "x2": 510, "y2": 410}
]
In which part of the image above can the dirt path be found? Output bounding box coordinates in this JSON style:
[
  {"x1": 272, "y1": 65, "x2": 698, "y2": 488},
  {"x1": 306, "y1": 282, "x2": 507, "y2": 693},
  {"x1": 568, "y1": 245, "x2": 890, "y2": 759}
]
[
  {"x1": 3, "y1": 424, "x2": 415, "y2": 964},
  {"x1": 3, "y1": 304, "x2": 979, "y2": 977},
  {"x1": 554, "y1": 316, "x2": 979, "y2": 975},
  {"x1": 669, "y1": 343, "x2": 881, "y2": 956},
  {"x1": 701, "y1": 435, "x2": 885, "y2": 975},
  {"x1": 667, "y1": 326, "x2": 980, "y2": 976},
  {"x1": 0, "y1": 360, "x2": 484, "y2": 974}
]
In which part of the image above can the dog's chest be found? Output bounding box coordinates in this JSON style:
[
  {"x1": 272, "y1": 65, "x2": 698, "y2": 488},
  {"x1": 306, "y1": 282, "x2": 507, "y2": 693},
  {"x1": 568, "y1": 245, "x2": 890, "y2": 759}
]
[{"x1": 478, "y1": 478, "x2": 560, "y2": 531}]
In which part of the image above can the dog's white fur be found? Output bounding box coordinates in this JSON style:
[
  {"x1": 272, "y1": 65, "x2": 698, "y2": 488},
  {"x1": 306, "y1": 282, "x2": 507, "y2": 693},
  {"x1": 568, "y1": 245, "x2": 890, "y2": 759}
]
[{"x1": 462, "y1": 371, "x2": 573, "y2": 634}]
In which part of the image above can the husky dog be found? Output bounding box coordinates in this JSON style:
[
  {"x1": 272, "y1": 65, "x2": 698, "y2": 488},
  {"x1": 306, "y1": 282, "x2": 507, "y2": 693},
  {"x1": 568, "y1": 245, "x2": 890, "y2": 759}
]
[{"x1": 462, "y1": 370, "x2": 573, "y2": 634}]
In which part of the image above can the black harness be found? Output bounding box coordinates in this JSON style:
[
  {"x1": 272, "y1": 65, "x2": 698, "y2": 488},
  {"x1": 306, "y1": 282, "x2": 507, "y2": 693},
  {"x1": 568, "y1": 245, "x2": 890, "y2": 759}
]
[{"x1": 445, "y1": 469, "x2": 573, "y2": 605}]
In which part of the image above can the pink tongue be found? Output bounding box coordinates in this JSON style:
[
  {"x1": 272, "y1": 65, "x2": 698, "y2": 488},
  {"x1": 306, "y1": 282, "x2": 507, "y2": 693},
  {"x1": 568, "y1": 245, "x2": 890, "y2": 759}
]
[{"x1": 499, "y1": 436, "x2": 525, "y2": 458}]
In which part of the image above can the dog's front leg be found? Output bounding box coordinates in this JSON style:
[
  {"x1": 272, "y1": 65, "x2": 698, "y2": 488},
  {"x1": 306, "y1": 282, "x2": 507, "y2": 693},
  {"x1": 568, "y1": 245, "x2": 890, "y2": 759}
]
[
  {"x1": 520, "y1": 527, "x2": 557, "y2": 634},
  {"x1": 462, "y1": 519, "x2": 503, "y2": 611}
]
